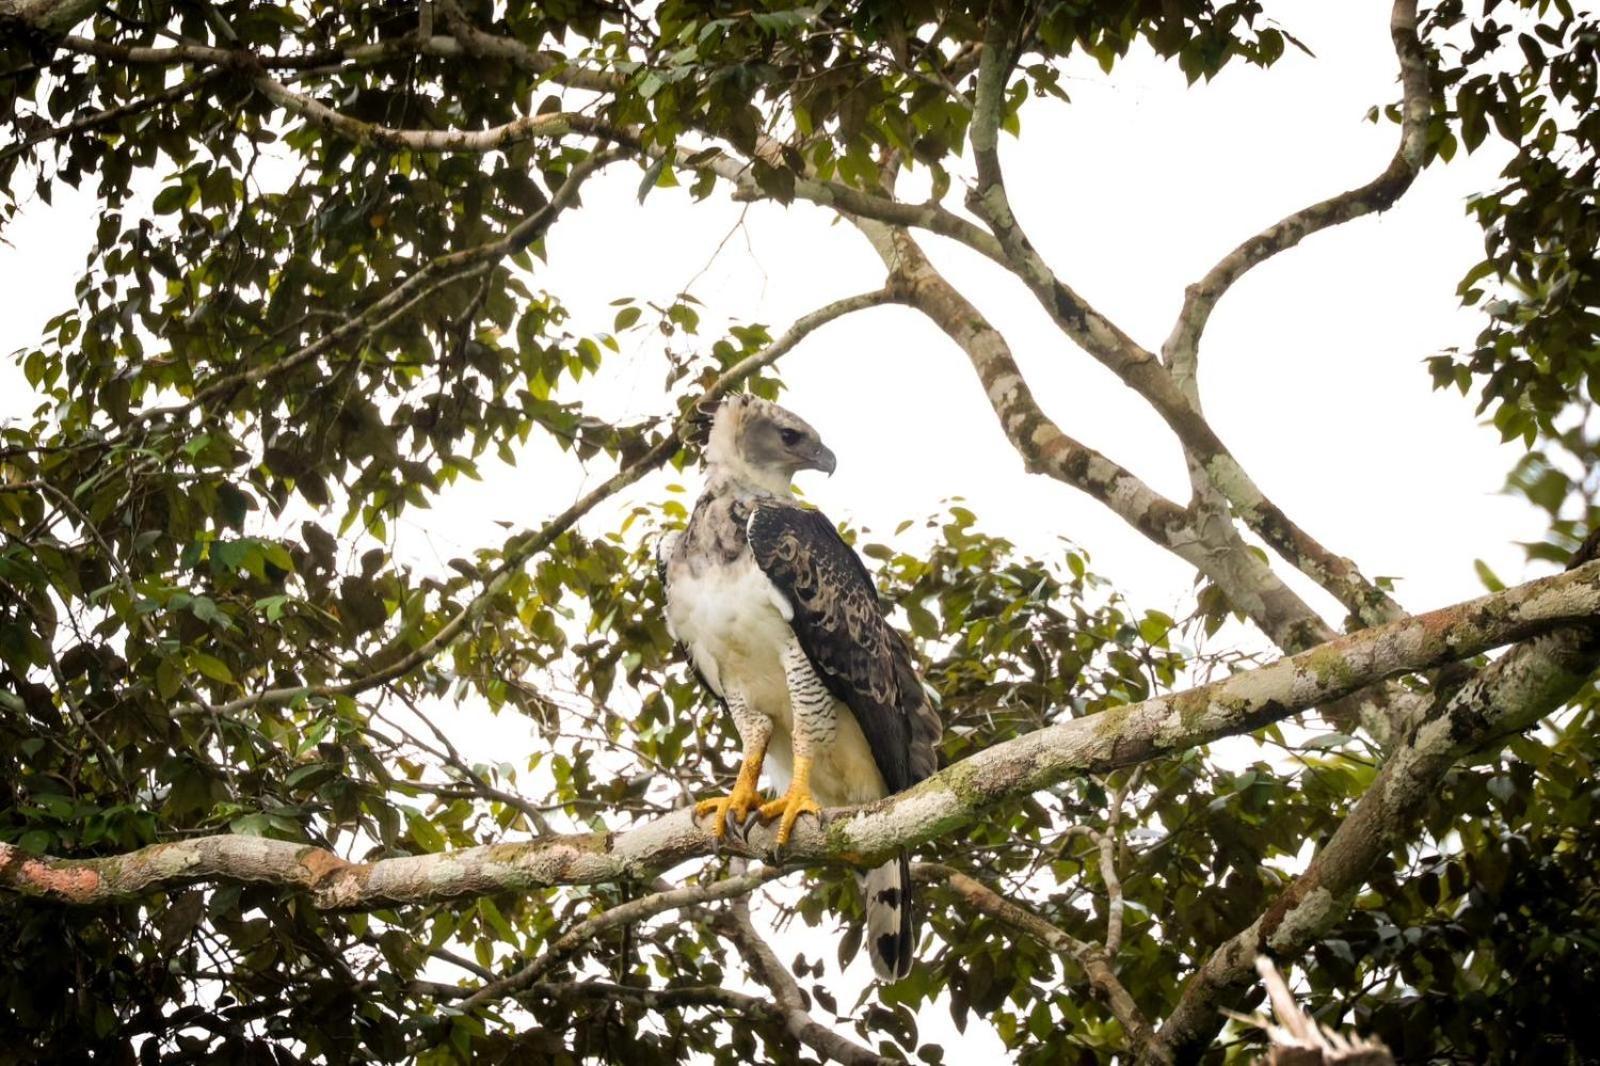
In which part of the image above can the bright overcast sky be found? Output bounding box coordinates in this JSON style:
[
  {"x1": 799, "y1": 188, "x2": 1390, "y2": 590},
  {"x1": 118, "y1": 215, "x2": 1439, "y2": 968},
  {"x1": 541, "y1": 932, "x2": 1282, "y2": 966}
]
[{"x1": 0, "y1": 1, "x2": 1553, "y2": 1056}]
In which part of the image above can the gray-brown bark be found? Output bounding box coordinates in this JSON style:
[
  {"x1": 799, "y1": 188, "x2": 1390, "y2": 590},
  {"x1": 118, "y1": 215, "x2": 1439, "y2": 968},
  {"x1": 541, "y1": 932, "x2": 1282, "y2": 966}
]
[
  {"x1": 1145, "y1": 625, "x2": 1600, "y2": 1063},
  {"x1": 6, "y1": 560, "x2": 1597, "y2": 911}
]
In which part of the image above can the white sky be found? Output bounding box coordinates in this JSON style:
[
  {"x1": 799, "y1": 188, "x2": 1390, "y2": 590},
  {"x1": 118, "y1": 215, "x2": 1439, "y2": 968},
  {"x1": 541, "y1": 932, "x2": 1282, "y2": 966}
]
[{"x1": 0, "y1": 1, "x2": 1554, "y2": 1058}]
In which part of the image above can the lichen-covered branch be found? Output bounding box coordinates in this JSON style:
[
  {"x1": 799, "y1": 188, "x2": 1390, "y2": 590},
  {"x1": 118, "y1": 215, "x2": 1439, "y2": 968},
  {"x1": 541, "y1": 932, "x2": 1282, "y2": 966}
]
[
  {"x1": 46, "y1": 26, "x2": 611, "y2": 87},
  {"x1": 851, "y1": 219, "x2": 1369, "y2": 694},
  {"x1": 1147, "y1": 628, "x2": 1600, "y2": 1061},
  {"x1": 0, "y1": 0, "x2": 96, "y2": 35},
  {"x1": 8, "y1": 559, "x2": 1597, "y2": 909},
  {"x1": 250, "y1": 74, "x2": 624, "y2": 154},
  {"x1": 1152, "y1": 1, "x2": 1431, "y2": 701}
]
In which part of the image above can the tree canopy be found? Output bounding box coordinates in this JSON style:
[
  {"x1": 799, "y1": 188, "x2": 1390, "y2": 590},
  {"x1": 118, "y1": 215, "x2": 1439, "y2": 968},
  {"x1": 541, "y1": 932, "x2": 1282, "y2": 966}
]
[{"x1": 2, "y1": 0, "x2": 1599, "y2": 1063}]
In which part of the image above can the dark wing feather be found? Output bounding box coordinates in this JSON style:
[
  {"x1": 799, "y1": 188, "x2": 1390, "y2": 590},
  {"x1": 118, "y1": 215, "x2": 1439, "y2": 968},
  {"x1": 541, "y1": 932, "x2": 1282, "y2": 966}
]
[{"x1": 747, "y1": 501, "x2": 938, "y2": 793}]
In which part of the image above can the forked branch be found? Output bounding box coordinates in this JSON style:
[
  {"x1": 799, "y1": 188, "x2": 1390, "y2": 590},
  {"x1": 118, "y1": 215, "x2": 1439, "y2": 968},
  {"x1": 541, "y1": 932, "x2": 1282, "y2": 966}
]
[
  {"x1": 962, "y1": 0, "x2": 1410, "y2": 630},
  {"x1": 1163, "y1": 0, "x2": 1432, "y2": 395}
]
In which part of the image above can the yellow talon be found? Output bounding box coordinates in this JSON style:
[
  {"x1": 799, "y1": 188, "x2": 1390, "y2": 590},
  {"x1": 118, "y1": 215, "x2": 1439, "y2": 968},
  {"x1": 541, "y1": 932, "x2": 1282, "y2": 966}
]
[
  {"x1": 694, "y1": 780, "x2": 766, "y2": 840},
  {"x1": 694, "y1": 740, "x2": 768, "y2": 840},
  {"x1": 758, "y1": 755, "x2": 822, "y2": 846}
]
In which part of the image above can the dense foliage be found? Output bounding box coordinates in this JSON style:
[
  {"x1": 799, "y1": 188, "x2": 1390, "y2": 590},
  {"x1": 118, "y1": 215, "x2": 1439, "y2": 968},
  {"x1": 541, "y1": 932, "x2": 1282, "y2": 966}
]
[{"x1": 1, "y1": 1, "x2": 1598, "y2": 1063}]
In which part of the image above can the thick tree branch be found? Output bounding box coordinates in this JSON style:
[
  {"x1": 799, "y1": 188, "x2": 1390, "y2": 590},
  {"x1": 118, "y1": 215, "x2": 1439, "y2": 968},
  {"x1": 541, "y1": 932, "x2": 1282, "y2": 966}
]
[
  {"x1": 46, "y1": 27, "x2": 606, "y2": 86},
  {"x1": 36, "y1": 29, "x2": 634, "y2": 157},
  {"x1": 54, "y1": 33, "x2": 300, "y2": 68},
  {"x1": 0, "y1": 0, "x2": 96, "y2": 35},
  {"x1": 852, "y1": 220, "x2": 1361, "y2": 671},
  {"x1": 1154, "y1": 2, "x2": 1431, "y2": 716},
  {"x1": 8, "y1": 559, "x2": 1598, "y2": 908},
  {"x1": 852, "y1": 214, "x2": 1443, "y2": 738},
  {"x1": 250, "y1": 73, "x2": 627, "y2": 154},
  {"x1": 1146, "y1": 625, "x2": 1600, "y2": 1064},
  {"x1": 1148, "y1": 532, "x2": 1600, "y2": 1062}
]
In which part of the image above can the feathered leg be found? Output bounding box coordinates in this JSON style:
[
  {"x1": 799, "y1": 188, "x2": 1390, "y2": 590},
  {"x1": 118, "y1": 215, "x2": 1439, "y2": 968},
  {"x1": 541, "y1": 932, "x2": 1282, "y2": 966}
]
[
  {"x1": 759, "y1": 641, "x2": 834, "y2": 845},
  {"x1": 694, "y1": 690, "x2": 770, "y2": 839}
]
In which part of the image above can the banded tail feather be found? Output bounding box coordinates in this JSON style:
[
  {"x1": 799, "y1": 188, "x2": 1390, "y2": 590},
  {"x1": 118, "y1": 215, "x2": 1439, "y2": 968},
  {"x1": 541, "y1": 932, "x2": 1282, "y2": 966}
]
[{"x1": 864, "y1": 854, "x2": 915, "y2": 981}]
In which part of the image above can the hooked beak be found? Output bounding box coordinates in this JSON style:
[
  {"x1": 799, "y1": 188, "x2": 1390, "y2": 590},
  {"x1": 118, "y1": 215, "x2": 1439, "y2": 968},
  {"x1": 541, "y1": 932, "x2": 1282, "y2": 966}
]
[{"x1": 808, "y1": 443, "x2": 837, "y2": 477}]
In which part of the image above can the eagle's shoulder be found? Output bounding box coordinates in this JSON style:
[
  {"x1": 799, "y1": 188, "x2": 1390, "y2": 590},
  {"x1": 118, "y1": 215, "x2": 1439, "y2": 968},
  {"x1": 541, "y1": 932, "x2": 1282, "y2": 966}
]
[{"x1": 744, "y1": 498, "x2": 876, "y2": 595}]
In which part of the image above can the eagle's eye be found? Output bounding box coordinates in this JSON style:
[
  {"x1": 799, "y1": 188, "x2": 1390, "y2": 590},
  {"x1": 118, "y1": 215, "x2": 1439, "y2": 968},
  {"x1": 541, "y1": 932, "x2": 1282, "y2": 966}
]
[{"x1": 778, "y1": 428, "x2": 802, "y2": 447}]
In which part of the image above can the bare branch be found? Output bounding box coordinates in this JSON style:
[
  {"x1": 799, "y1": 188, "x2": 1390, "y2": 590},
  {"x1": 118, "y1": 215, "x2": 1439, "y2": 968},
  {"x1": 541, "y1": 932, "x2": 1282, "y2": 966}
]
[
  {"x1": 7, "y1": 558, "x2": 1597, "y2": 908},
  {"x1": 535, "y1": 980, "x2": 897, "y2": 1066},
  {"x1": 742, "y1": 174, "x2": 1006, "y2": 261},
  {"x1": 455, "y1": 859, "x2": 894, "y2": 1066},
  {"x1": 718, "y1": 878, "x2": 893, "y2": 1066},
  {"x1": 1162, "y1": 0, "x2": 1431, "y2": 396},
  {"x1": 1100, "y1": 768, "x2": 1138, "y2": 959},
  {"x1": 1230, "y1": 956, "x2": 1395, "y2": 1064},
  {"x1": 250, "y1": 73, "x2": 627, "y2": 154},
  {"x1": 55, "y1": 33, "x2": 289, "y2": 67},
  {"x1": 962, "y1": 4, "x2": 1405, "y2": 631},
  {"x1": 434, "y1": 0, "x2": 623, "y2": 95}
]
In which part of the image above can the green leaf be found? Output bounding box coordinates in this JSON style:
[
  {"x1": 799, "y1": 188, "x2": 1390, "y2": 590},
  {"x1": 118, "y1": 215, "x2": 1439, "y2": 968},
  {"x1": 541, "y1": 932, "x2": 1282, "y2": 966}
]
[
  {"x1": 191, "y1": 651, "x2": 234, "y2": 685},
  {"x1": 156, "y1": 657, "x2": 182, "y2": 700},
  {"x1": 406, "y1": 810, "x2": 446, "y2": 853}
]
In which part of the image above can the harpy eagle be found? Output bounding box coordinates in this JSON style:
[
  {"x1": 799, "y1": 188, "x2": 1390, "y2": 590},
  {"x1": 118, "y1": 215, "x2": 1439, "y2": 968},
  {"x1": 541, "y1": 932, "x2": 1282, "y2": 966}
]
[{"x1": 658, "y1": 395, "x2": 943, "y2": 981}]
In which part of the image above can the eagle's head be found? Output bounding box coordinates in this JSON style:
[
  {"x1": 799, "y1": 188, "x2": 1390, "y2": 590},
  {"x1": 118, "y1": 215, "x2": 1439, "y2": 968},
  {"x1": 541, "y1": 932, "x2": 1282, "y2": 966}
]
[{"x1": 705, "y1": 394, "x2": 836, "y2": 493}]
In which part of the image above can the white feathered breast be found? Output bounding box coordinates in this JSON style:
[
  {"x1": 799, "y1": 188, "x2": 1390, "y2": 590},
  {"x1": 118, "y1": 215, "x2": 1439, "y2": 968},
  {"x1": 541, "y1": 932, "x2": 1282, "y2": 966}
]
[
  {"x1": 665, "y1": 550, "x2": 795, "y2": 717},
  {"x1": 662, "y1": 538, "x2": 887, "y2": 807}
]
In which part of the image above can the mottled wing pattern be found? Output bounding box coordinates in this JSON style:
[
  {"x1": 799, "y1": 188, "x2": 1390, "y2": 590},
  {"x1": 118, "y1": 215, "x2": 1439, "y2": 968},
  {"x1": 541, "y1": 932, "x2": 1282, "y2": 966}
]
[{"x1": 745, "y1": 501, "x2": 938, "y2": 793}]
